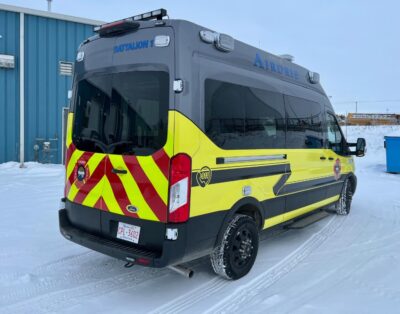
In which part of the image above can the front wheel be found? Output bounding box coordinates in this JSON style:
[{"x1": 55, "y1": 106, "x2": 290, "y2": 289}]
[
  {"x1": 210, "y1": 214, "x2": 259, "y2": 280},
  {"x1": 335, "y1": 178, "x2": 353, "y2": 215}
]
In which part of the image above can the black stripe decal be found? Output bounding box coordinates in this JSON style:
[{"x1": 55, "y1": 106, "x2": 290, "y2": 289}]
[
  {"x1": 264, "y1": 180, "x2": 344, "y2": 219},
  {"x1": 273, "y1": 173, "x2": 291, "y2": 195},
  {"x1": 276, "y1": 175, "x2": 346, "y2": 196},
  {"x1": 191, "y1": 164, "x2": 288, "y2": 187}
]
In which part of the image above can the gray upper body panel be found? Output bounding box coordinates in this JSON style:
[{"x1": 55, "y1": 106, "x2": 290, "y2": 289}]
[{"x1": 74, "y1": 18, "x2": 333, "y2": 128}]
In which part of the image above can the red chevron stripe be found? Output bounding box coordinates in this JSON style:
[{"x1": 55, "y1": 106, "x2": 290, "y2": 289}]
[
  {"x1": 102, "y1": 196, "x2": 110, "y2": 211},
  {"x1": 65, "y1": 170, "x2": 75, "y2": 198},
  {"x1": 152, "y1": 148, "x2": 170, "y2": 179},
  {"x1": 123, "y1": 156, "x2": 167, "y2": 222},
  {"x1": 65, "y1": 143, "x2": 76, "y2": 167},
  {"x1": 105, "y1": 158, "x2": 139, "y2": 218},
  {"x1": 73, "y1": 154, "x2": 105, "y2": 204},
  {"x1": 93, "y1": 196, "x2": 106, "y2": 211}
]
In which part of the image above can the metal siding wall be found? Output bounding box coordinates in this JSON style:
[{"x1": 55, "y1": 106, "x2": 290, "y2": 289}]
[
  {"x1": 0, "y1": 10, "x2": 20, "y2": 163},
  {"x1": 24, "y1": 15, "x2": 94, "y2": 163}
]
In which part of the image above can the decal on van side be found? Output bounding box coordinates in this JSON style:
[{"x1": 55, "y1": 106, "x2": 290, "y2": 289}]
[
  {"x1": 334, "y1": 158, "x2": 342, "y2": 180},
  {"x1": 196, "y1": 166, "x2": 212, "y2": 187},
  {"x1": 114, "y1": 39, "x2": 154, "y2": 54},
  {"x1": 192, "y1": 164, "x2": 287, "y2": 187},
  {"x1": 253, "y1": 53, "x2": 299, "y2": 80}
]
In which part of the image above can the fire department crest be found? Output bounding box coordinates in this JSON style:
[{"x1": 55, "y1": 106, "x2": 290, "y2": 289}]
[
  {"x1": 75, "y1": 161, "x2": 90, "y2": 187},
  {"x1": 196, "y1": 166, "x2": 212, "y2": 187}
]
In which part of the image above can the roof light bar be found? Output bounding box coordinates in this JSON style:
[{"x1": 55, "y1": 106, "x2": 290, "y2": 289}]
[
  {"x1": 133, "y1": 8, "x2": 167, "y2": 21},
  {"x1": 94, "y1": 18, "x2": 139, "y2": 37},
  {"x1": 94, "y1": 9, "x2": 166, "y2": 37}
]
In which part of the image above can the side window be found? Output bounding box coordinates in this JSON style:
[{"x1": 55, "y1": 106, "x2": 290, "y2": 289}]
[
  {"x1": 285, "y1": 95, "x2": 324, "y2": 149},
  {"x1": 326, "y1": 113, "x2": 345, "y2": 154},
  {"x1": 204, "y1": 79, "x2": 286, "y2": 150}
]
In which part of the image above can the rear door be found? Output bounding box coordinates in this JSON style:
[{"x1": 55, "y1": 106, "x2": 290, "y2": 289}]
[
  {"x1": 103, "y1": 27, "x2": 175, "y2": 223},
  {"x1": 104, "y1": 70, "x2": 171, "y2": 223},
  {"x1": 68, "y1": 26, "x2": 175, "y2": 225}
]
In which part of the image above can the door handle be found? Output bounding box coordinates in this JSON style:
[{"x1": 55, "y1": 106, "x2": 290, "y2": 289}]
[
  {"x1": 328, "y1": 157, "x2": 334, "y2": 161},
  {"x1": 320, "y1": 156, "x2": 327, "y2": 160},
  {"x1": 112, "y1": 168, "x2": 127, "y2": 174}
]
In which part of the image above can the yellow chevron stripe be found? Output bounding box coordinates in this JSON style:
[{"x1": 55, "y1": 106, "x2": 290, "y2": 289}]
[
  {"x1": 66, "y1": 149, "x2": 84, "y2": 180},
  {"x1": 137, "y1": 156, "x2": 168, "y2": 205},
  {"x1": 66, "y1": 113, "x2": 74, "y2": 147},
  {"x1": 102, "y1": 177, "x2": 124, "y2": 215},
  {"x1": 164, "y1": 111, "x2": 175, "y2": 157},
  {"x1": 67, "y1": 154, "x2": 105, "y2": 203},
  {"x1": 68, "y1": 182, "x2": 80, "y2": 201},
  {"x1": 85, "y1": 154, "x2": 105, "y2": 178},
  {"x1": 82, "y1": 178, "x2": 104, "y2": 207},
  {"x1": 108, "y1": 155, "x2": 159, "y2": 221},
  {"x1": 78, "y1": 154, "x2": 106, "y2": 205}
]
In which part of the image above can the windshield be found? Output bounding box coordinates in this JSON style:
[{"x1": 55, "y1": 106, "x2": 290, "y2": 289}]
[{"x1": 72, "y1": 70, "x2": 169, "y2": 155}]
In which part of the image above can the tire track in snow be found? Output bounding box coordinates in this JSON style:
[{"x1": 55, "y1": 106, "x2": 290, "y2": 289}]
[
  {"x1": 151, "y1": 215, "x2": 342, "y2": 314},
  {"x1": 1, "y1": 257, "x2": 207, "y2": 314},
  {"x1": 205, "y1": 215, "x2": 344, "y2": 314},
  {"x1": 0, "y1": 251, "x2": 122, "y2": 307},
  {"x1": 148, "y1": 229, "x2": 291, "y2": 314},
  {"x1": 1, "y1": 267, "x2": 167, "y2": 314}
]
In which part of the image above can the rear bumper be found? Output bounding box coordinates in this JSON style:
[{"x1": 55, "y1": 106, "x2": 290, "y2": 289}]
[
  {"x1": 59, "y1": 200, "x2": 226, "y2": 267},
  {"x1": 59, "y1": 209, "x2": 184, "y2": 267}
]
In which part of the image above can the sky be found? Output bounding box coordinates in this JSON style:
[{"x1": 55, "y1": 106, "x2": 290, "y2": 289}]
[{"x1": 1, "y1": 0, "x2": 400, "y2": 114}]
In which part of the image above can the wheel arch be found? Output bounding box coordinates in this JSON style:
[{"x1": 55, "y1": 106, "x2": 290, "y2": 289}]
[
  {"x1": 214, "y1": 197, "x2": 264, "y2": 248},
  {"x1": 346, "y1": 172, "x2": 357, "y2": 194}
]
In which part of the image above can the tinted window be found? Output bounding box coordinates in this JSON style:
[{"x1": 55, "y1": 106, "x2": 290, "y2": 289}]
[
  {"x1": 285, "y1": 96, "x2": 324, "y2": 149},
  {"x1": 205, "y1": 79, "x2": 285, "y2": 149},
  {"x1": 72, "y1": 71, "x2": 169, "y2": 155}
]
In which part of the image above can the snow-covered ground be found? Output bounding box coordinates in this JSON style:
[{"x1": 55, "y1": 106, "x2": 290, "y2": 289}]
[{"x1": 1, "y1": 125, "x2": 400, "y2": 314}]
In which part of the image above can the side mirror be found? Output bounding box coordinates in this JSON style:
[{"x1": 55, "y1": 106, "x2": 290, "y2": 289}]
[{"x1": 355, "y1": 138, "x2": 366, "y2": 157}]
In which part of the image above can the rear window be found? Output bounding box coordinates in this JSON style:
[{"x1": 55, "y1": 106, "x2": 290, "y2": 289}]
[{"x1": 72, "y1": 71, "x2": 169, "y2": 155}]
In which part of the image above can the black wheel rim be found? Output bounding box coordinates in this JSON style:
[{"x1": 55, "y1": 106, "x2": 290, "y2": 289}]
[{"x1": 230, "y1": 224, "x2": 255, "y2": 269}]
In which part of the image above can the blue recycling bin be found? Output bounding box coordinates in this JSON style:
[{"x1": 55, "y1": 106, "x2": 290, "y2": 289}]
[{"x1": 384, "y1": 136, "x2": 400, "y2": 173}]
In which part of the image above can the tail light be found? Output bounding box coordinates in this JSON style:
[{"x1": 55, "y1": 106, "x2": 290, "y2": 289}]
[{"x1": 168, "y1": 154, "x2": 192, "y2": 223}]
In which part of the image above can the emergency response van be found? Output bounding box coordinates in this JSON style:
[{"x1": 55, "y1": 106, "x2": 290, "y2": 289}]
[{"x1": 59, "y1": 9, "x2": 366, "y2": 280}]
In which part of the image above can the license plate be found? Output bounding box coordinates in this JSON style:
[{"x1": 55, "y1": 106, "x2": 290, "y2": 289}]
[{"x1": 116, "y1": 222, "x2": 141, "y2": 244}]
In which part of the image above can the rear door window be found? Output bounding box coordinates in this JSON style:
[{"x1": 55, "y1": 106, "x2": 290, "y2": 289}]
[{"x1": 72, "y1": 71, "x2": 169, "y2": 155}]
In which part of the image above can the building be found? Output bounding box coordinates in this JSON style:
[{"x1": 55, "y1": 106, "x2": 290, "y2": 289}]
[
  {"x1": 346, "y1": 113, "x2": 399, "y2": 125},
  {"x1": 0, "y1": 4, "x2": 103, "y2": 164}
]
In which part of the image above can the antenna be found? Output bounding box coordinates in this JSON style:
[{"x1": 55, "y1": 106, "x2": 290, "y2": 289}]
[{"x1": 47, "y1": 0, "x2": 52, "y2": 12}]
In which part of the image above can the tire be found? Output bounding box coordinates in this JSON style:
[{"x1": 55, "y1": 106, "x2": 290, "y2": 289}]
[
  {"x1": 210, "y1": 214, "x2": 259, "y2": 280},
  {"x1": 335, "y1": 178, "x2": 353, "y2": 215}
]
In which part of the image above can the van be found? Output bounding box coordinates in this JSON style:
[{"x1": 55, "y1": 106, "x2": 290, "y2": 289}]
[{"x1": 59, "y1": 9, "x2": 366, "y2": 280}]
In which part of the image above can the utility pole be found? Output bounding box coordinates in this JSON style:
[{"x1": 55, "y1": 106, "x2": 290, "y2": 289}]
[
  {"x1": 355, "y1": 101, "x2": 358, "y2": 113},
  {"x1": 47, "y1": 0, "x2": 52, "y2": 12}
]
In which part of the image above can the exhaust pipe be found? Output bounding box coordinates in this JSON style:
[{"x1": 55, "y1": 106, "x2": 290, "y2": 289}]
[{"x1": 168, "y1": 265, "x2": 194, "y2": 278}]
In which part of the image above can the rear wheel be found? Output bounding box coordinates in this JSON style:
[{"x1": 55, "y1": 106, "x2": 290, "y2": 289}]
[
  {"x1": 210, "y1": 214, "x2": 259, "y2": 280},
  {"x1": 335, "y1": 178, "x2": 353, "y2": 215}
]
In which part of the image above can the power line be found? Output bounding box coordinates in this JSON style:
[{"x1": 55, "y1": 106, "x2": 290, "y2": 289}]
[{"x1": 333, "y1": 99, "x2": 400, "y2": 104}]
